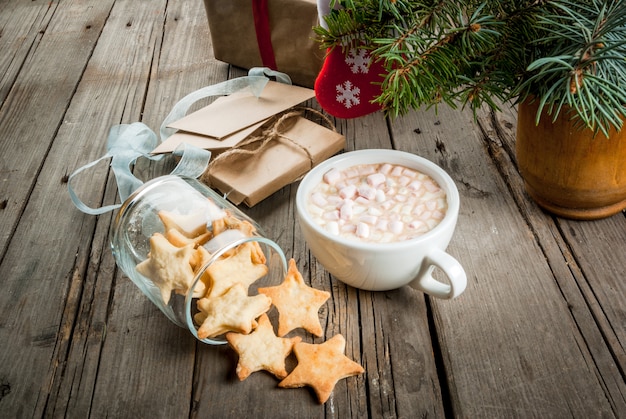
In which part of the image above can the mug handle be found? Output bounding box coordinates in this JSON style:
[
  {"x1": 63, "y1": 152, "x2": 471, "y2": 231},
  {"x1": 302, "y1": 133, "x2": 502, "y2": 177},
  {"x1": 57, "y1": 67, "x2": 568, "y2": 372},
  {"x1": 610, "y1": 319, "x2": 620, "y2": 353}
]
[{"x1": 409, "y1": 248, "x2": 467, "y2": 299}]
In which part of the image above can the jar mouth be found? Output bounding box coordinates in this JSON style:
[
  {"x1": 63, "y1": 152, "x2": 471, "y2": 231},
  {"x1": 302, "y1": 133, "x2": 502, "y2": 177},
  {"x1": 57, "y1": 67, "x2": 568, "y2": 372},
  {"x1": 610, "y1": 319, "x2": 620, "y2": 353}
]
[
  {"x1": 112, "y1": 176, "x2": 181, "y2": 237},
  {"x1": 109, "y1": 175, "x2": 287, "y2": 344},
  {"x1": 184, "y1": 235, "x2": 287, "y2": 345}
]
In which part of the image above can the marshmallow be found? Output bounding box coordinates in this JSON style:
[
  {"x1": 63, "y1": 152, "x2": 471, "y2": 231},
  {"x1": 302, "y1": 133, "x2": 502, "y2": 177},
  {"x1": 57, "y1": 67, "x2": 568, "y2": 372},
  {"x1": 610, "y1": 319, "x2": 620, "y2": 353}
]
[{"x1": 308, "y1": 163, "x2": 448, "y2": 243}]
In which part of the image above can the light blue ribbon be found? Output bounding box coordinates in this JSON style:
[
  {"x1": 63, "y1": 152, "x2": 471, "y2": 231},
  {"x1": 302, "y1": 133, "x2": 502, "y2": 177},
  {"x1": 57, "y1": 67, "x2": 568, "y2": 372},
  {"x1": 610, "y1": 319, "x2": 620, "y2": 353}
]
[{"x1": 68, "y1": 68, "x2": 291, "y2": 215}]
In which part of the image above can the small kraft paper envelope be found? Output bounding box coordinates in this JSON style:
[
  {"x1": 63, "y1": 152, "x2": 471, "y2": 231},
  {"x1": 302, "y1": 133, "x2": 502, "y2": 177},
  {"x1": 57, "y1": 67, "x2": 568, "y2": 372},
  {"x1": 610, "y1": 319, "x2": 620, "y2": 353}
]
[
  {"x1": 152, "y1": 81, "x2": 346, "y2": 206},
  {"x1": 152, "y1": 81, "x2": 314, "y2": 154}
]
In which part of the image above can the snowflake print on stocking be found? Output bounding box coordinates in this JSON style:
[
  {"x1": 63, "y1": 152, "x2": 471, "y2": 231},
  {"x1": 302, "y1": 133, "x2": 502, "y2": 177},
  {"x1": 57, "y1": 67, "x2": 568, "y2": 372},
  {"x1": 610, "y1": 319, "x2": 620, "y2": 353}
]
[
  {"x1": 346, "y1": 48, "x2": 371, "y2": 73},
  {"x1": 314, "y1": 45, "x2": 385, "y2": 119},
  {"x1": 336, "y1": 81, "x2": 360, "y2": 109}
]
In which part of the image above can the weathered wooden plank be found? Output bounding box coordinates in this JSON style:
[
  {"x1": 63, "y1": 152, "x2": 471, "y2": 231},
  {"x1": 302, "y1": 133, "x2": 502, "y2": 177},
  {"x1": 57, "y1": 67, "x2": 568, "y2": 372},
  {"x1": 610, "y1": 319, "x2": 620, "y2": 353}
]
[
  {"x1": 78, "y1": 1, "x2": 229, "y2": 417},
  {"x1": 0, "y1": 0, "x2": 120, "y2": 417},
  {"x1": 0, "y1": 0, "x2": 114, "y2": 255},
  {"x1": 39, "y1": 1, "x2": 175, "y2": 415},
  {"x1": 139, "y1": 1, "x2": 230, "y2": 130},
  {"x1": 337, "y1": 113, "x2": 446, "y2": 418},
  {"x1": 389, "y1": 104, "x2": 616, "y2": 417},
  {"x1": 0, "y1": 0, "x2": 57, "y2": 104},
  {"x1": 559, "y1": 216, "x2": 626, "y2": 361},
  {"x1": 485, "y1": 105, "x2": 626, "y2": 415},
  {"x1": 44, "y1": 189, "x2": 117, "y2": 418},
  {"x1": 558, "y1": 217, "x2": 626, "y2": 412},
  {"x1": 320, "y1": 113, "x2": 399, "y2": 417}
]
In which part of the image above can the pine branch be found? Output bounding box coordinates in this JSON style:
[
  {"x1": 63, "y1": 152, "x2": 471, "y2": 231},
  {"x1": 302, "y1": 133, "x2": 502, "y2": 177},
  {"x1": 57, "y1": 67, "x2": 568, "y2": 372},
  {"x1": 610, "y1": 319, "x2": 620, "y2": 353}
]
[{"x1": 315, "y1": 0, "x2": 626, "y2": 133}]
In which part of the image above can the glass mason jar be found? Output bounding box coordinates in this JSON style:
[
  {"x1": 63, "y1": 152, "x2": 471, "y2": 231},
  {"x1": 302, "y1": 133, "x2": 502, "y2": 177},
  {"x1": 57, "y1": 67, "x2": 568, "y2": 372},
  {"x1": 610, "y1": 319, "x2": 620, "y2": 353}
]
[{"x1": 110, "y1": 175, "x2": 287, "y2": 345}]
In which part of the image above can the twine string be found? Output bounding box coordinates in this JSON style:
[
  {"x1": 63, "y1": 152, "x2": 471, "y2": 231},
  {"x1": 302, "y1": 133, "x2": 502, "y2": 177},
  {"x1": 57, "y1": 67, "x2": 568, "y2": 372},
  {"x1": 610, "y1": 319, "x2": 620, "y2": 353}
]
[{"x1": 206, "y1": 107, "x2": 337, "y2": 178}]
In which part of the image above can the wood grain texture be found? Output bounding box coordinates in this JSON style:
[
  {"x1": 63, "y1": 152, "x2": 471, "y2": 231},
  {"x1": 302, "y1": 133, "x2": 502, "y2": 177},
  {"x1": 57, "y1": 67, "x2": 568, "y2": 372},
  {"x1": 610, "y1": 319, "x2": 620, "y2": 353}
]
[
  {"x1": 391, "y1": 104, "x2": 617, "y2": 417},
  {"x1": 485, "y1": 105, "x2": 626, "y2": 415},
  {"x1": 0, "y1": 0, "x2": 117, "y2": 416},
  {"x1": 0, "y1": 0, "x2": 624, "y2": 417},
  {"x1": 0, "y1": 0, "x2": 57, "y2": 104}
]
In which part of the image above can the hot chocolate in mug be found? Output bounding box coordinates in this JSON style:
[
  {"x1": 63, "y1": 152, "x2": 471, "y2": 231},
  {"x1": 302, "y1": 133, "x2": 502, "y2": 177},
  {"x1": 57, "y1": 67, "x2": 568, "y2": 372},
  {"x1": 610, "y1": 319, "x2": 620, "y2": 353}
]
[{"x1": 296, "y1": 149, "x2": 467, "y2": 298}]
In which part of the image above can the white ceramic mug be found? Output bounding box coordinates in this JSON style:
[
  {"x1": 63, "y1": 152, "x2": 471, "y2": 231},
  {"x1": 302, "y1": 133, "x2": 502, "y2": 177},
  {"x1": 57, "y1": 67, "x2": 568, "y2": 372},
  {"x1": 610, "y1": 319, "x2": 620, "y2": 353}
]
[{"x1": 296, "y1": 149, "x2": 466, "y2": 298}]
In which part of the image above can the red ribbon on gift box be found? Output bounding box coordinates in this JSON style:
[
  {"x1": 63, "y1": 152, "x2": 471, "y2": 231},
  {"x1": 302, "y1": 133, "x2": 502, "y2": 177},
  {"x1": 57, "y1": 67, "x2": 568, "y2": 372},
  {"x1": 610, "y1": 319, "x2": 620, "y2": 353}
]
[{"x1": 252, "y1": 0, "x2": 278, "y2": 70}]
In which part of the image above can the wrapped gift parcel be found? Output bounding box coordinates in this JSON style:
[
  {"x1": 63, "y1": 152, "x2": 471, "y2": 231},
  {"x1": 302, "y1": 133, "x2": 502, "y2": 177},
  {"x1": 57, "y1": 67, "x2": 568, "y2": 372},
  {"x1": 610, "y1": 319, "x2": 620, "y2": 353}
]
[
  {"x1": 203, "y1": 114, "x2": 344, "y2": 206},
  {"x1": 152, "y1": 81, "x2": 345, "y2": 206},
  {"x1": 203, "y1": 0, "x2": 323, "y2": 88}
]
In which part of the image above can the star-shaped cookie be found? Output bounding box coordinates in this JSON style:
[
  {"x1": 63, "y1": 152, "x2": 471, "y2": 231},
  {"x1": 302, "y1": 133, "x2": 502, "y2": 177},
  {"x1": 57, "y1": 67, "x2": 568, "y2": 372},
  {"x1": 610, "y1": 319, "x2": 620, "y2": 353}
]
[
  {"x1": 278, "y1": 334, "x2": 365, "y2": 403},
  {"x1": 211, "y1": 212, "x2": 265, "y2": 262},
  {"x1": 190, "y1": 245, "x2": 211, "y2": 273},
  {"x1": 226, "y1": 313, "x2": 302, "y2": 380},
  {"x1": 212, "y1": 210, "x2": 257, "y2": 236},
  {"x1": 205, "y1": 241, "x2": 268, "y2": 298},
  {"x1": 165, "y1": 228, "x2": 212, "y2": 248},
  {"x1": 135, "y1": 232, "x2": 196, "y2": 304},
  {"x1": 195, "y1": 283, "x2": 272, "y2": 339},
  {"x1": 186, "y1": 245, "x2": 213, "y2": 297},
  {"x1": 158, "y1": 209, "x2": 208, "y2": 238},
  {"x1": 258, "y1": 259, "x2": 330, "y2": 337}
]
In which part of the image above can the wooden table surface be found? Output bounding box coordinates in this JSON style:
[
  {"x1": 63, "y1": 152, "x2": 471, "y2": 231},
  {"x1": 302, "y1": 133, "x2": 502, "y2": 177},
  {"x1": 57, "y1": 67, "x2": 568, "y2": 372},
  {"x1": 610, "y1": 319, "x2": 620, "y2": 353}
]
[{"x1": 1, "y1": 1, "x2": 625, "y2": 417}]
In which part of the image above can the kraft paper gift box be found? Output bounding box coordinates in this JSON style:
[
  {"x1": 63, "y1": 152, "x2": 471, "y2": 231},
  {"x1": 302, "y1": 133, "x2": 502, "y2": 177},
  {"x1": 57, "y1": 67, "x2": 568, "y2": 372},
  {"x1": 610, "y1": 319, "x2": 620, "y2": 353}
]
[
  {"x1": 203, "y1": 0, "x2": 324, "y2": 88},
  {"x1": 152, "y1": 81, "x2": 345, "y2": 206},
  {"x1": 203, "y1": 114, "x2": 345, "y2": 206}
]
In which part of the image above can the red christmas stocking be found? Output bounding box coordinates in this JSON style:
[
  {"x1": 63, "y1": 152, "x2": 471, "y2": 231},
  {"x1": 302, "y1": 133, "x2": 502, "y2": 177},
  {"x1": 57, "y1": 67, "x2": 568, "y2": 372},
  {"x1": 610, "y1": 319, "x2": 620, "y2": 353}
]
[{"x1": 314, "y1": 45, "x2": 386, "y2": 119}]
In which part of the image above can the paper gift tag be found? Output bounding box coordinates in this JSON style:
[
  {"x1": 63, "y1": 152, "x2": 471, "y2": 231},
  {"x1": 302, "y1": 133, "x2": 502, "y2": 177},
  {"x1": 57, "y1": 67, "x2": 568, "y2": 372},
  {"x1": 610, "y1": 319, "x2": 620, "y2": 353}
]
[
  {"x1": 152, "y1": 81, "x2": 315, "y2": 154},
  {"x1": 167, "y1": 81, "x2": 315, "y2": 139},
  {"x1": 151, "y1": 118, "x2": 268, "y2": 154}
]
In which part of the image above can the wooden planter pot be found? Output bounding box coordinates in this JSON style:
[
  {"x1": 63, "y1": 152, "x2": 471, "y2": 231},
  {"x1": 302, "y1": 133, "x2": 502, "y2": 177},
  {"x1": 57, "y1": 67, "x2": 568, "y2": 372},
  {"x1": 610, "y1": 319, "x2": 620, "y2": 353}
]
[{"x1": 516, "y1": 99, "x2": 626, "y2": 220}]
